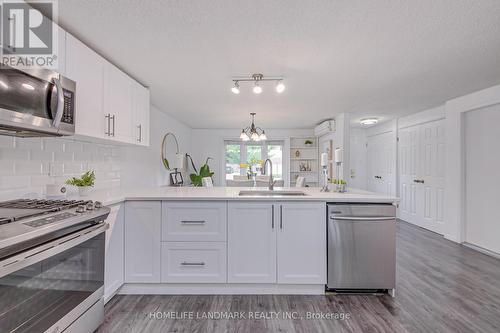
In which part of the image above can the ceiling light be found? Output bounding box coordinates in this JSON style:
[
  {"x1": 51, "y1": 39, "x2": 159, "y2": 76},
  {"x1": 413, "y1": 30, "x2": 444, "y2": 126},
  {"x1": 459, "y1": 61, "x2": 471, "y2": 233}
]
[
  {"x1": 231, "y1": 81, "x2": 240, "y2": 94},
  {"x1": 230, "y1": 73, "x2": 284, "y2": 95},
  {"x1": 275, "y1": 81, "x2": 285, "y2": 93},
  {"x1": 360, "y1": 118, "x2": 379, "y2": 126},
  {"x1": 240, "y1": 113, "x2": 267, "y2": 141},
  {"x1": 22, "y1": 83, "x2": 34, "y2": 90},
  {"x1": 253, "y1": 82, "x2": 262, "y2": 94}
]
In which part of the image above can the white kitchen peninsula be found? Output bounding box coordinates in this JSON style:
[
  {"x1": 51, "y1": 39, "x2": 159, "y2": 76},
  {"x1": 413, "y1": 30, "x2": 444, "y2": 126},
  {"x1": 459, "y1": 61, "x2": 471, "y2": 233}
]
[{"x1": 94, "y1": 187, "x2": 397, "y2": 300}]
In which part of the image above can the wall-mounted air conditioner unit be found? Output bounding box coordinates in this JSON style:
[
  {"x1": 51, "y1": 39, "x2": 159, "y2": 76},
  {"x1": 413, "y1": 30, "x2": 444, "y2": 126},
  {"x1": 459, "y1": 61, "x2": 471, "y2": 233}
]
[{"x1": 314, "y1": 120, "x2": 335, "y2": 137}]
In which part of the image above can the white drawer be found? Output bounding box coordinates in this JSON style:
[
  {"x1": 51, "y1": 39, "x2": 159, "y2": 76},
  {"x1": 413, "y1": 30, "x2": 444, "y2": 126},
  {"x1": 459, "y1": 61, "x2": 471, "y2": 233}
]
[
  {"x1": 162, "y1": 202, "x2": 227, "y2": 242},
  {"x1": 161, "y1": 242, "x2": 227, "y2": 283}
]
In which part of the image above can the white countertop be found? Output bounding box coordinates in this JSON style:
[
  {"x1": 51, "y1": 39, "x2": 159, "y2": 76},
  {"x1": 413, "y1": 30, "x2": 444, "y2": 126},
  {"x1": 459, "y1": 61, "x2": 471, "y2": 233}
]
[{"x1": 69, "y1": 186, "x2": 398, "y2": 206}]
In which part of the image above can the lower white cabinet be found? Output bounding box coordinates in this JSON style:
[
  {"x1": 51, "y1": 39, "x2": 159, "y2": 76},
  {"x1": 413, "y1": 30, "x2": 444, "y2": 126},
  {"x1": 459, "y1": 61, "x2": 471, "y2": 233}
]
[
  {"x1": 228, "y1": 202, "x2": 326, "y2": 284},
  {"x1": 277, "y1": 202, "x2": 326, "y2": 284},
  {"x1": 228, "y1": 203, "x2": 277, "y2": 283},
  {"x1": 124, "y1": 201, "x2": 161, "y2": 283},
  {"x1": 104, "y1": 204, "x2": 124, "y2": 302},
  {"x1": 161, "y1": 242, "x2": 227, "y2": 283}
]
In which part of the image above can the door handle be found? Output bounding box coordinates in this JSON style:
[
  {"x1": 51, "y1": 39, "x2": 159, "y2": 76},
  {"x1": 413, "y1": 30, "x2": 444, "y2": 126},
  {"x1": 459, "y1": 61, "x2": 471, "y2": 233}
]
[
  {"x1": 111, "y1": 115, "x2": 116, "y2": 137},
  {"x1": 413, "y1": 179, "x2": 425, "y2": 184},
  {"x1": 279, "y1": 205, "x2": 283, "y2": 229},
  {"x1": 271, "y1": 205, "x2": 274, "y2": 229},
  {"x1": 181, "y1": 220, "x2": 206, "y2": 224},
  {"x1": 137, "y1": 124, "x2": 142, "y2": 142},
  {"x1": 51, "y1": 78, "x2": 65, "y2": 128},
  {"x1": 104, "y1": 114, "x2": 110, "y2": 136},
  {"x1": 180, "y1": 262, "x2": 205, "y2": 266}
]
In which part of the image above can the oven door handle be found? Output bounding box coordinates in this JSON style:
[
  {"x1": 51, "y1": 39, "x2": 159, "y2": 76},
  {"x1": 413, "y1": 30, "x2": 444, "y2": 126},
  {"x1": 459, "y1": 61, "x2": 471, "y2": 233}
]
[
  {"x1": 51, "y1": 77, "x2": 65, "y2": 128},
  {"x1": 0, "y1": 223, "x2": 108, "y2": 279}
]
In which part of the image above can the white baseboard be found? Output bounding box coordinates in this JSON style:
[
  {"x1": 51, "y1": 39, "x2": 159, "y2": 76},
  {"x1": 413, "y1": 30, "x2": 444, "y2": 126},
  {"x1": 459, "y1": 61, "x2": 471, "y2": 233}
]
[
  {"x1": 119, "y1": 283, "x2": 325, "y2": 295},
  {"x1": 463, "y1": 242, "x2": 500, "y2": 259}
]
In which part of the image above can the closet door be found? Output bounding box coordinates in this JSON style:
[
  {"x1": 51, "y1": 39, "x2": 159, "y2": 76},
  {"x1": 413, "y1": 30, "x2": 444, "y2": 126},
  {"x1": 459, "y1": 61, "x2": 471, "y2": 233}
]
[
  {"x1": 418, "y1": 120, "x2": 445, "y2": 234},
  {"x1": 398, "y1": 126, "x2": 420, "y2": 225}
]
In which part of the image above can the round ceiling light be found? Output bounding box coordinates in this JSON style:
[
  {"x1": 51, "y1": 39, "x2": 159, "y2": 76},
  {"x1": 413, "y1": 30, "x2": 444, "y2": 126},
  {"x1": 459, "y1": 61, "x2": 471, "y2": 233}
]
[
  {"x1": 275, "y1": 81, "x2": 285, "y2": 93},
  {"x1": 360, "y1": 118, "x2": 379, "y2": 126},
  {"x1": 253, "y1": 82, "x2": 262, "y2": 94},
  {"x1": 231, "y1": 81, "x2": 240, "y2": 94}
]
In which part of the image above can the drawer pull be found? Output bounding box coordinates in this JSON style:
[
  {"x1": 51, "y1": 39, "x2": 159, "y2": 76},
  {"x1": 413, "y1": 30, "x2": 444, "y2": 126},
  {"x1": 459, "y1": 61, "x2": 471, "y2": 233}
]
[
  {"x1": 180, "y1": 261, "x2": 205, "y2": 266},
  {"x1": 181, "y1": 220, "x2": 206, "y2": 224}
]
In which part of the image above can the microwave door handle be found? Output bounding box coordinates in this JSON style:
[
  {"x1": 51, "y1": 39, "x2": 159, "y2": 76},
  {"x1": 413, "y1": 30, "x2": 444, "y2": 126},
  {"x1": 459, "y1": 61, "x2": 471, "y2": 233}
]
[{"x1": 51, "y1": 77, "x2": 65, "y2": 128}]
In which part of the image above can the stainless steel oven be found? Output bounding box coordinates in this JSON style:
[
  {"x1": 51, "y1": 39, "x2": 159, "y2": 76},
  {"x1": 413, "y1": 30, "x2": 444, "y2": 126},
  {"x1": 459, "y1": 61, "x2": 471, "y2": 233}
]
[
  {"x1": 0, "y1": 65, "x2": 76, "y2": 137},
  {"x1": 0, "y1": 199, "x2": 109, "y2": 333}
]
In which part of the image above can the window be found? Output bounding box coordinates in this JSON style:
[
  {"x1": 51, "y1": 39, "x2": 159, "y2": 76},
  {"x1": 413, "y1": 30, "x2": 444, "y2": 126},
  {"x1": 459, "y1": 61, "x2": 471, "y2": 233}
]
[{"x1": 224, "y1": 140, "x2": 285, "y2": 182}]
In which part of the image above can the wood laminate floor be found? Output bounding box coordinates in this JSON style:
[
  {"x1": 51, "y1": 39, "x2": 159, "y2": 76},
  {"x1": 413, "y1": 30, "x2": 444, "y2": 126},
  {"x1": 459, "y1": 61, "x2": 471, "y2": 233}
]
[{"x1": 97, "y1": 221, "x2": 500, "y2": 333}]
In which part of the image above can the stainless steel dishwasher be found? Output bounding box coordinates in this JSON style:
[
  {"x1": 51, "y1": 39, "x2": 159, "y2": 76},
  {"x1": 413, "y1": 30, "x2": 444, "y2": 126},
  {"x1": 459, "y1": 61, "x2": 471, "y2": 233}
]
[{"x1": 327, "y1": 203, "x2": 396, "y2": 296}]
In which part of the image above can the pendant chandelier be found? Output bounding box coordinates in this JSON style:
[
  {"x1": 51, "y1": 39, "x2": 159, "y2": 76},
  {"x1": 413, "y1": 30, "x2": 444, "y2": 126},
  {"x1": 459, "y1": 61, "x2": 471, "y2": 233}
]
[{"x1": 240, "y1": 113, "x2": 267, "y2": 141}]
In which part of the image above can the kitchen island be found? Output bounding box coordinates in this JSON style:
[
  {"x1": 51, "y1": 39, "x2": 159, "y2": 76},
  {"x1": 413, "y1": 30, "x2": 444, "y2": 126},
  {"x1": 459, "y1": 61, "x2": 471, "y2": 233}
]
[{"x1": 93, "y1": 187, "x2": 397, "y2": 300}]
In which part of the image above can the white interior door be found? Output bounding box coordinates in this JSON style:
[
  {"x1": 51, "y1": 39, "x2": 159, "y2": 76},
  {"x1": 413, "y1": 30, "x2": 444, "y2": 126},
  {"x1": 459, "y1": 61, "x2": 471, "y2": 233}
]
[
  {"x1": 418, "y1": 120, "x2": 445, "y2": 234},
  {"x1": 398, "y1": 126, "x2": 419, "y2": 225},
  {"x1": 397, "y1": 120, "x2": 445, "y2": 234},
  {"x1": 367, "y1": 132, "x2": 395, "y2": 196}
]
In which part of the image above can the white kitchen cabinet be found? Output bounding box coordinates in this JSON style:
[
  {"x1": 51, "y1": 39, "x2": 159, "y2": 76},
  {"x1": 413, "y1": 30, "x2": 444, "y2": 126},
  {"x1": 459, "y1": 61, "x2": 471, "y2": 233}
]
[
  {"x1": 65, "y1": 33, "x2": 105, "y2": 139},
  {"x1": 124, "y1": 201, "x2": 161, "y2": 283},
  {"x1": 104, "y1": 204, "x2": 124, "y2": 303},
  {"x1": 162, "y1": 201, "x2": 226, "y2": 242},
  {"x1": 277, "y1": 202, "x2": 326, "y2": 284},
  {"x1": 161, "y1": 242, "x2": 226, "y2": 283},
  {"x1": 103, "y1": 62, "x2": 134, "y2": 143},
  {"x1": 132, "y1": 81, "x2": 150, "y2": 146},
  {"x1": 228, "y1": 202, "x2": 276, "y2": 283},
  {"x1": 55, "y1": 26, "x2": 66, "y2": 75}
]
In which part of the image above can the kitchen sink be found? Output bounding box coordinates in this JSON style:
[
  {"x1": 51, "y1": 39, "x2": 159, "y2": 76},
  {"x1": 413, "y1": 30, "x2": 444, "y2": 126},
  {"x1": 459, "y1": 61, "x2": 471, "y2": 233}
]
[{"x1": 238, "y1": 190, "x2": 306, "y2": 197}]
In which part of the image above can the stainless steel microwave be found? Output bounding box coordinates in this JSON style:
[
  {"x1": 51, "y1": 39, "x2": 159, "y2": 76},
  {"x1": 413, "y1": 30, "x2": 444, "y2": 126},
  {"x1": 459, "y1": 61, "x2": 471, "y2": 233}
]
[{"x1": 0, "y1": 65, "x2": 76, "y2": 137}]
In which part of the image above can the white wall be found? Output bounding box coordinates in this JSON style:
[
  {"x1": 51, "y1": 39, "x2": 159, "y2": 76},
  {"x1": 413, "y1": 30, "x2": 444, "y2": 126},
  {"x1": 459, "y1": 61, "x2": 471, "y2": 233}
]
[
  {"x1": 121, "y1": 105, "x2": 192, "y2": 188},
  {"x1": 191, "y1": 128, "x2": 314, "y2": 186},
  {"x1": 349, "y1": 128, "x2": 368, "y2": 189},
  {"x1": 464, "y1": 105, "x2": 500, "y2": 254}
]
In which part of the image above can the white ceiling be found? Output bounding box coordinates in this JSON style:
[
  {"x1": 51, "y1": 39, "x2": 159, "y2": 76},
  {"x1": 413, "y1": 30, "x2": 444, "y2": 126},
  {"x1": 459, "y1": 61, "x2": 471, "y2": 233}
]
[{"x1": 52, "y1": 0, "x2": 500, "y2": 129}]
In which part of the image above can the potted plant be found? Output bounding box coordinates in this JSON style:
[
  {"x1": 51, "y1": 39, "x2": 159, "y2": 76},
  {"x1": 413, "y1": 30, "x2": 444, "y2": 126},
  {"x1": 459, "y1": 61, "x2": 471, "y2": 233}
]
[
  {"x1": 65, "y1": 171, "x2": 95, "y2": 196},
  {"x1": 186, "y1": 156, "x2": 215, "y2": 187},
  {"x1": 304, "y1": 139, "x2": 314, "y2": 147}
]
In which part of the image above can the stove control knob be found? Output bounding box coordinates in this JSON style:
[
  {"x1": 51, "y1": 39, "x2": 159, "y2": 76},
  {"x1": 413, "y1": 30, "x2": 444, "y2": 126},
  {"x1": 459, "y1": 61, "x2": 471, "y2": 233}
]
[
  {"x1": 86, "y1": 202, "x2": 95, "y2": 210},
  {"x1": 94, "y1": 201, "x2": 103, "y2": 209},
  {"x1": 76, "y1": 205, "x2": 86, "y2": 213}
]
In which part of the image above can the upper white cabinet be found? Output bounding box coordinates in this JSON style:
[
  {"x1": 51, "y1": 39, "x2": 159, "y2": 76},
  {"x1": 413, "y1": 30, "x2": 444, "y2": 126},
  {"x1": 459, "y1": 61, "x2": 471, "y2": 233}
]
[
  {"x1": 132, "y1": 81, "x2": 150, "y2": 146},
  {"x1": 124, "y1": 201, "x2": 161, "y2": 283},
  {"x1": 66, "y1": 34, "x2": 105, "y2": 139},
  {"x1": 277, "y1": 202, "x2": 326, "y2": 284},
  {"x1": 228, "y1": 202, "x2": 277, "y2": 283},
  {"x1": 104, "y1": 204, "x2": 124, "y2": 303},
  {"x1": 103, "y1": 62, "x2": 134, "y2": 143},
  {"x1": 65, "y1": 33, "x2": 149, "y2": 146}
]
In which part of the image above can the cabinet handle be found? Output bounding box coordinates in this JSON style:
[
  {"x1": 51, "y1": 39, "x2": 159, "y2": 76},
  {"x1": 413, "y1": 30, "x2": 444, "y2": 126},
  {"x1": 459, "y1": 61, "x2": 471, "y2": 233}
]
[
  {"x1": 181, "y1": 261, "x2": 205, "y2": 266},
  {"x1": 280, "y1": 205, "x2": 283, "y2": 229},
  {"x1": 137, "y1": 124, "x2": 142, "y2": 142},
  {"x1": 104, "y1": 114, "x2": 110, "y2": 136},
  {"x1": 111, "y1": 115, "x2": 115, "y2": 137},
  {"x1": 271, "y1": 205, "x2": 274, "y2": 229},
  {"x1": 181, "y1": 220, "x2": 206, "y2": 224}
]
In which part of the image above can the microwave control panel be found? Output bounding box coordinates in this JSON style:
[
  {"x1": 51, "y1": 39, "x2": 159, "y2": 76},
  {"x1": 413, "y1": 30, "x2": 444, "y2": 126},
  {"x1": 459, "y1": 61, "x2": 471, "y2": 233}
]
[{"x1": 62, "y1": 89, "x2": 75, "y2": 124}]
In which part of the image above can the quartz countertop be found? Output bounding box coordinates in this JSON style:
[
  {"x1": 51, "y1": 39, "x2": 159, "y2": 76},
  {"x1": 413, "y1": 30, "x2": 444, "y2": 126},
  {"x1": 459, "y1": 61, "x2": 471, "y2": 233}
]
[{"x1": 67, "y1": 186, "x2": 398, "y2": 206}]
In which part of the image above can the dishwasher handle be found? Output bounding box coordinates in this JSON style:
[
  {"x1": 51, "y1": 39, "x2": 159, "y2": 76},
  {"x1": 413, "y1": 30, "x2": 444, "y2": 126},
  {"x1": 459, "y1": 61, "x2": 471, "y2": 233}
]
[{"x1": 329, "y1": 216, "x2": 395, "y2": 221}]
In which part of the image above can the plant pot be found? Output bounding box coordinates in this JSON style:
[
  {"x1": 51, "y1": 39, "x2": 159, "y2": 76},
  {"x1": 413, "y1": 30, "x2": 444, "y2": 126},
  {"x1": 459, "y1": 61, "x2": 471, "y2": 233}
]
[
  {"x1": 305, "y1": 143, "x2": 313, "y2": 147},
  {"x1": 78, "y1": 186, "x2": 92, "y2": 197}
]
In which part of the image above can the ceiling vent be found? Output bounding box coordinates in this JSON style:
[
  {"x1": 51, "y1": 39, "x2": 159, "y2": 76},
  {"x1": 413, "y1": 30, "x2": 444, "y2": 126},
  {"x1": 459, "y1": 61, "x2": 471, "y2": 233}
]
[{"x1": 314, "y1": 120, "x2": 335, "y2": 137}]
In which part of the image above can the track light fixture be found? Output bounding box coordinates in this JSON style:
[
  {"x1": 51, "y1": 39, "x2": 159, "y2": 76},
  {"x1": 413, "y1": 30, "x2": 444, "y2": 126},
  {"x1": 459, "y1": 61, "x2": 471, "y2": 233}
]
[{"x1": 231, "y1": 74, "x2": 285, "y2": 95}]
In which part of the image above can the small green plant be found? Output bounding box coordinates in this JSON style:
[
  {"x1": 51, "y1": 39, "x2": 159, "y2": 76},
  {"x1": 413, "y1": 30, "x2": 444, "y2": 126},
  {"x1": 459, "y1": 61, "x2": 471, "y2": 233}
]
[
  {"x1": 187, "y1": 157, "x2": 215, "y2": 187},
  {"x1": 304, "y1": 139, "x2": 314, "y2": 145},
  {"x1": 65, "y1": 171, "x2": 96, "y2": 187}
]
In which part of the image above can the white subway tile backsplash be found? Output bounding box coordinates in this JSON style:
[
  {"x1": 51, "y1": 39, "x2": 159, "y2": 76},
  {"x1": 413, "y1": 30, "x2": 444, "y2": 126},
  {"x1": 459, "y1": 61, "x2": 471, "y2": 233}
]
[
  {"x1": 0, "y1": 148, "x2": 30, "y2": 160},
  {"x1": 0, "y1": 136, "x2": 121, "y2": 198},
  {"x1": 43, "y1": 138, "x2": 65, "y2": 152},
  {"x1": 15, "y1": 161, "x2": 43, "y2": 175},
  {"x1": 0, "y1": 176, "x2": 31, "y2": 189},
  {"x1": 54, "y1": 151, "x2": 74, "y2": 162}
]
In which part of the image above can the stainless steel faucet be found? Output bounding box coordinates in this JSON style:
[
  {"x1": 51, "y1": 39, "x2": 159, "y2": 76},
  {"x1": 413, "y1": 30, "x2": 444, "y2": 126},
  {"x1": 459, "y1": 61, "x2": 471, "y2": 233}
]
[{"x1": 262, "y1": 158, "x2": 276, "y2": 190}]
